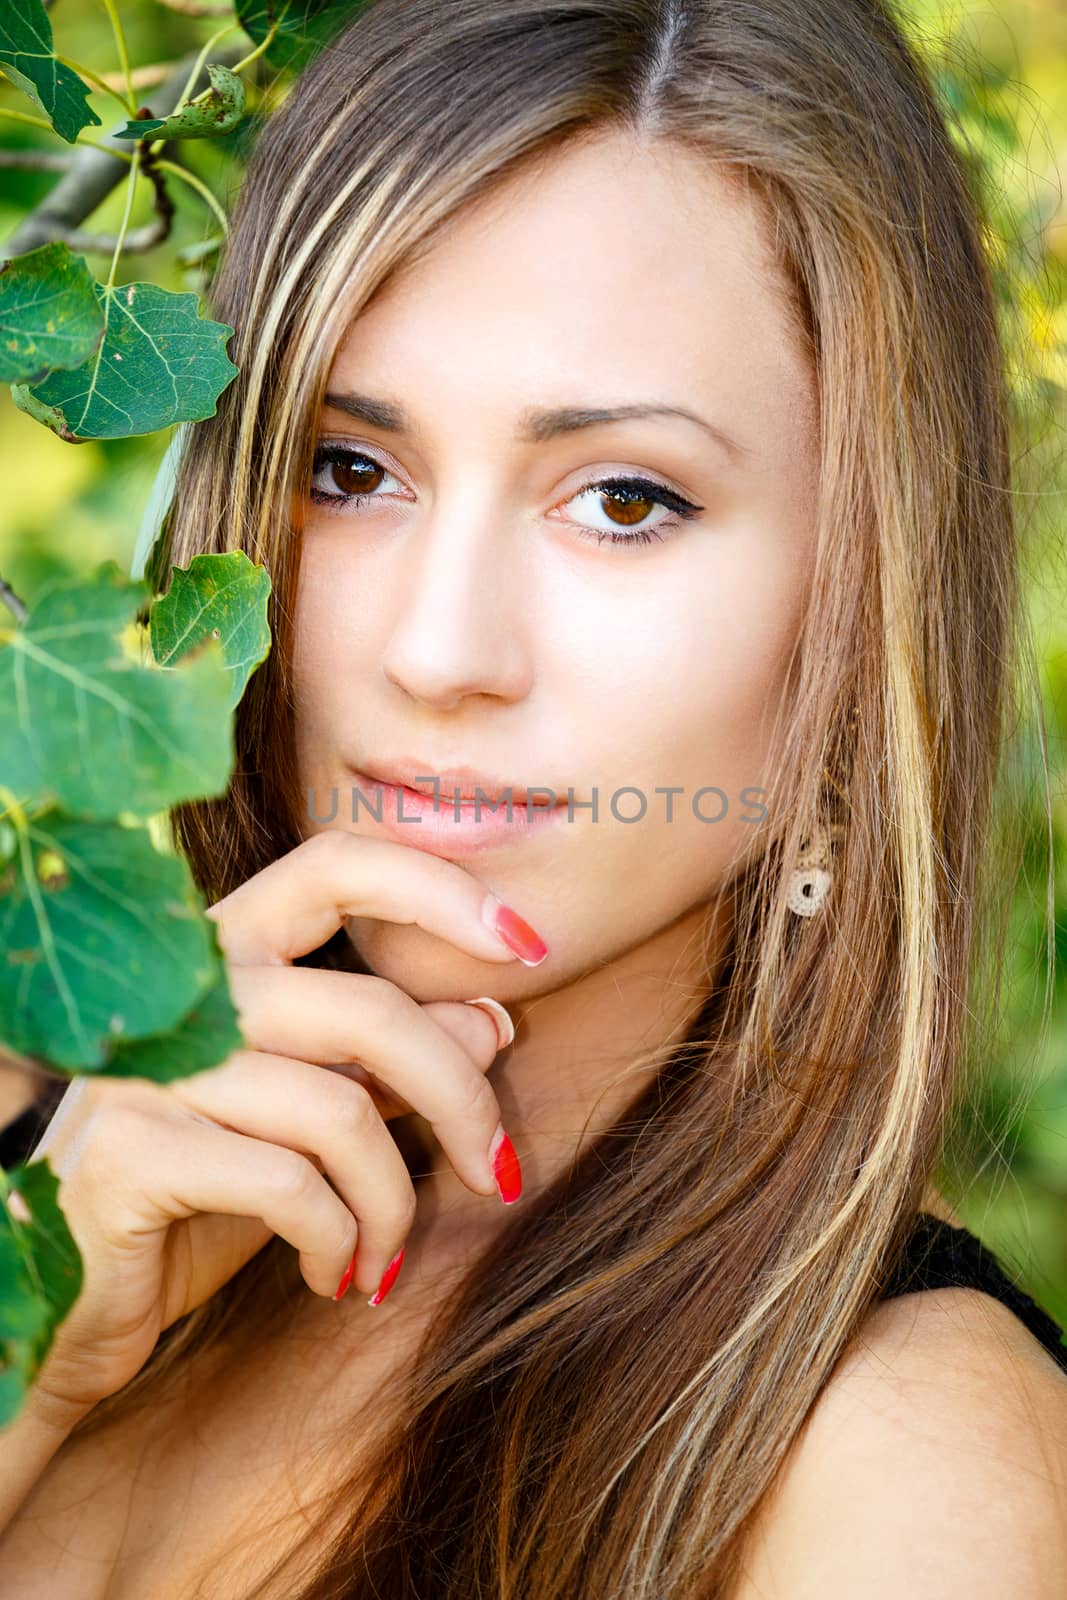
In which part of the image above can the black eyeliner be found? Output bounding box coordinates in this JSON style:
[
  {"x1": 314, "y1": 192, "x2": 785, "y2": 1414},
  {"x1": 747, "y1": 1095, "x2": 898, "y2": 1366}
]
[{"x1": 308, "y1": 443, "x2": 704, "y2": 523}]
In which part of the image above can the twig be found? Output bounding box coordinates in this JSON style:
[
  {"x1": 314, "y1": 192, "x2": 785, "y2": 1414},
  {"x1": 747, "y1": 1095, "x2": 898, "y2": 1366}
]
[
  {"x1": 53, "y1": 54, "x2": 135, "y2": 115},
  {"x1": 101, "y1": 0, "x2": 136, "y2": 113},
  {"x1": 105, "y1": 147, "x2": 142, "y2": 289},
  {"x1": 3, "y1": 45, "x2": 244, "y2": 258},
  {"x1": 40, "y1": 217, "x2": 169, "y2": 256},
  {"x1": 42, "y1": 144, "x2": 178, "y2": 257},
  {"x1": 0, "y1": 149, "x2": 73, "y2": 172},
  {"x1": 165, "y1": 22, "x2": 240, "y2": 140},
  {"x1": 99, "y1": 61, "x2": 186, "y2": 93},
  {"x1": 230, "y1": 27, "x2": 277, "y2": 76},
  {"x1": 0, "y1": 579, "x2": 28, "y2": 625},
  {"x1": 154, "y1": 157, "x2": 227, "y2": 234},
  {"x1": 0, "y1": 108, "x2": 135, "y2": 163},
  {"x1": 0, "y1": 108, "x2": 63, "y2": 136},
  {"x1": 142, "y1": 147, "x2": 177, "y2": 243}
]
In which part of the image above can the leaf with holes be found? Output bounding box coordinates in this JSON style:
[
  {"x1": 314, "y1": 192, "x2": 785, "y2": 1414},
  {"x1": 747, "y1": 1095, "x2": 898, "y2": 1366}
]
[
  {"x1": 13, "y1": 282, "x2": 238, "y2": 441},
  {"x1": 150, "y1": 552, "x2": 272, "y2": 710},
  {"x1": 0, "y1": 0, "x2": 101, "y2": 143},
  {"x1": 0, "y1": 243, "x2": 105, "y2": 386},
  {"x1": 112, "y1": 64, "x2": 247, "y2": 142},
  {"x1": 0, "y1": 561, "x2": 234, "y2": 818},
  {"x1": 0, "y1": 809, "x2": 222, "y2": 1070}
]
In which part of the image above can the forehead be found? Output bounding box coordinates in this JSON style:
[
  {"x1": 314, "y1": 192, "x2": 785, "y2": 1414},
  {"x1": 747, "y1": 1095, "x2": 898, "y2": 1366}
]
[{"x1": 327, "y1": 128, "x2": 813, "y2": 432}]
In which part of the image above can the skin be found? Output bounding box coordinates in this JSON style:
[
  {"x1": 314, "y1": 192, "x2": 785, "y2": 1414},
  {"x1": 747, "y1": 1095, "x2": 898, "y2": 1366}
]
[
  {"x1": 286, "y1": 137, "x2": 1067, "y2": 1596},
  {"x1": 291, "y1": 125, "x2": 821, "y2": 1234},
  {"x1": 5, "y1": 126, "x2": 1066, "y2": 1600},
  {"x1": 728, "y1": 1286, "x2": 1067, "y2": 1598}
]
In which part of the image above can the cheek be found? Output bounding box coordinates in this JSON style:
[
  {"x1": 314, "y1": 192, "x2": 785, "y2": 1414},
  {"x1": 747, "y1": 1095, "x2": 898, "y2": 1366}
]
[
  {"x1": 673, "y1": 514, "x2": 813, "y2": 774},
  {"x1": 573, "y1": 530, "x2": 808, "y2": 792},
  {"x1": 289, "y1": 556, "x2": 362, "y2": 766},
  {"x1": 562, "y1": 528, "x2": 810, "y2": 914},
  {"x1": 291, "y1": 532, "x2": 381, "y2": 689}
]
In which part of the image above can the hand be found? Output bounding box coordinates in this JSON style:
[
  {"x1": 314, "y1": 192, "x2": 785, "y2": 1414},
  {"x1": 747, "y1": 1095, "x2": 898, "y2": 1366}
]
[{"x1": 10, "y1": 829, "x2": 537, "y2": 1430}]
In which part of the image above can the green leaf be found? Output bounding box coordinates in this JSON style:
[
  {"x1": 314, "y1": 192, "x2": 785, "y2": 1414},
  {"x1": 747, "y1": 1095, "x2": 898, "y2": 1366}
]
[
  {"x1": 0, "y1": 1158, "x2": 83, "y2": 1429},
  {"x1": 6, "y1": 383, "x2": 74, "y2": 440},
  {"x1": 0, "y1": 560, "x2": 235, "y2": 818},
  {"x1": 236, "y1": 0, "x2": 362, "y2": 70},
  {"x1": 150, "y1": 552, "x2": 272, "y2": 710},
  {"x1": 101, "y1": 947, "x2": 244, "y2": 1082},
  {"x1": 112, "y1": 64, "x2": 247, "y2": 142},
  {"x1": 0, "y1": 809, "x2": 223, "y2": 1070},
  {"x1": 16, "y1": 282, "x2": 238, "y2": 441},
  {"x1": 5, "y1": 1161, "x2": 83, "y2": 1331},
  {"x1": 0, "y1": 243, "x2": 104, "y2": 386},
  {"x1": 0, "y1": 0, "x2": 101, "y2": 143}
]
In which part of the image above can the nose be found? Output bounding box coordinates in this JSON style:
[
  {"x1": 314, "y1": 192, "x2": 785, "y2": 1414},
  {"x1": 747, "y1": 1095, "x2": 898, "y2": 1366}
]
[{"x1": 380, "y1": 494, "x2": 533, "y2": 711}]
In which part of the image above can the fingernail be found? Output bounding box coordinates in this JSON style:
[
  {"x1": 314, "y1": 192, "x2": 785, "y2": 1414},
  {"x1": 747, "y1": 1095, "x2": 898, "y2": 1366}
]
[
  {"x1": 368, "y1": 1246, "x2": 405, "y2": 1307},
  {"x1": 463, "y1": 996, "x2": 515, "y2": 1049},
  {"x1": 332, "y1": 1249, "x2": 356, "y2": 1301},
  {"x1": 481, "y1": 893, "x2": 548, "y2": 966},
  {"x1": 488, "y1": 1123, "x2": 522, "y2": 1204}
]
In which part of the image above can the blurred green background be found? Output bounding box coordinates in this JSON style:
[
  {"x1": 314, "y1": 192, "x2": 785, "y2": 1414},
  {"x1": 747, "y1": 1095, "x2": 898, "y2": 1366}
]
[{"x1": 2, "y1": 1, "x2": 1066, "y2": 1316}]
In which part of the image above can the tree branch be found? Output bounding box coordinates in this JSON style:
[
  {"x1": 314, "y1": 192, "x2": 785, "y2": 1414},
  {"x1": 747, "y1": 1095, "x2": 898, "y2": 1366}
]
[
  {"x1": 4, "y1": 44, "x2": 244, "y2": 258},
  {"x1": 41, "y1": 219, "x2": 166, "y2": 256},
  {"x1": 99, "y1": 61, "x2": 189, "y2": 94},
  {"x1": 45, "y1": 145, "x2": 178, "y2": 257},
  {"x1": 0, "y1": 149, "x2": 72, "y2": 172},
  {"x1": 0, "y1": 578, "x2": 28, "y2": 624}
]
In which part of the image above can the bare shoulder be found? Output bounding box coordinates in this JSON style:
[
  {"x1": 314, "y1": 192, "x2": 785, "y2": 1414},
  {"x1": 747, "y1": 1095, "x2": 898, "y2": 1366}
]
[{"x1": 728, "y1": 1286, "x2": 1067, "y2": 1599}]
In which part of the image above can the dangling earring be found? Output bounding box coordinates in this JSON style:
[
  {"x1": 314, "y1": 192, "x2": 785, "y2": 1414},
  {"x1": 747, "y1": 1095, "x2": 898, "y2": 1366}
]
[
  {"x1": 786, "y1": 821, "x2": 844, "y2": 916},
  {"x1": 787, "y1": 702, "x2": 856, "y2": 916}
]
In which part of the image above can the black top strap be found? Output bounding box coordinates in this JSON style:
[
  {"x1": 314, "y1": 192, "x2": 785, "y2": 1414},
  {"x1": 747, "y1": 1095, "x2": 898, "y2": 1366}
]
[{"x1": 882, "y1": 1211, "x2": 1067, "y2": 1375}]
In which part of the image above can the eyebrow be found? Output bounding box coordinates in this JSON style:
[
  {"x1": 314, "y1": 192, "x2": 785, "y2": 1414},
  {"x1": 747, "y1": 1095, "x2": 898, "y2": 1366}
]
[{"x1": 322, "y1": 390, "x2": 751, "y2": 463}]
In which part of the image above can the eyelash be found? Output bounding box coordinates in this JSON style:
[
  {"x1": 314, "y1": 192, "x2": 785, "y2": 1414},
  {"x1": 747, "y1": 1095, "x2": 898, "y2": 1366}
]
[{"x1": 307, "y1": 442, "x2": 703, "y2": 547}]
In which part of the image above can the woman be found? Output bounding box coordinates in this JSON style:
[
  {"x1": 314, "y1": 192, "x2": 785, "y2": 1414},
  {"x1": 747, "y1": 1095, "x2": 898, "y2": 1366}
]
[{"x1": 1, "y1": 0, "x2": 1066, "y2": 1594}]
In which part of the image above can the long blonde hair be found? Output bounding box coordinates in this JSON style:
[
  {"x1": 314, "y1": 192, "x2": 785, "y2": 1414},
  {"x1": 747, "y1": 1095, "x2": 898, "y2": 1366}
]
[{"x1": 68, "y1": 0, "x2": 1041, "y2": 1592}]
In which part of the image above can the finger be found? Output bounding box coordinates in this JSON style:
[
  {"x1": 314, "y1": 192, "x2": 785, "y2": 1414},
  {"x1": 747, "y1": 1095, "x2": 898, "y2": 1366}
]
[
  {"x1": 227, "y1": 967, "x2": 513, "y2": 1121},
  {"x1": 217, "y1": 967, "x2": 510, "y2": 1196},
  {"x1": 226, "y1": 965, "x2": 509, "y2": 1069},
  {"x1": 205, "y1": 828, "x2": 546, "y2": 971},
  {"x1": 165, "y1": 1051, "x2": 415, "y2": 1296},
  {"x1": 57, "y1": 1096, "x2": 362, "y2": 1300},
  {"x1": 427, "y1": 997, "x2": 516, "y2": 1054}
]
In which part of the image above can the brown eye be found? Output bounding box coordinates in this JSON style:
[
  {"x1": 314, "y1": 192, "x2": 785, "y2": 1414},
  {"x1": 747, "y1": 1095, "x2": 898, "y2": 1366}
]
[
  {"x1": 332, "y1": 457, "x2": 382, "y2": 495},
  {"x1": 598, "y1": 486, "x2": 657, "y2": 526},
  {"x1": 558, "y1": 473, "x2": 702, "y2": 549},
  {"x1": 310, "y1": 446, "x2": 394, "y2": 504}
]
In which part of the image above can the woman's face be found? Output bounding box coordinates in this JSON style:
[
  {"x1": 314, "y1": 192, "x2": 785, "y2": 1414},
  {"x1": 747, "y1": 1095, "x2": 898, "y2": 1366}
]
[{"x1": 291, "y1": 128, "x2": 820, "y2": 999}]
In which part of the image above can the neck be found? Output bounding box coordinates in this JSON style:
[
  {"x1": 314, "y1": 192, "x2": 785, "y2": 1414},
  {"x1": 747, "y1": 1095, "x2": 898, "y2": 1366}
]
[{"x1": 406, "y1": 896, "x2": 732, "y2": 1250}]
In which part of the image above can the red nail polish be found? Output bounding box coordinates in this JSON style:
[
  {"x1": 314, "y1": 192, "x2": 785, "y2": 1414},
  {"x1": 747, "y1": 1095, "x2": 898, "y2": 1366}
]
[
  {"x1": 332, "y1": 1250, "x2": 356, "y2": 1301},
  {"x1": 489, "y1": 1125, "x2": 522, "y2": 1204},
  {"x1": 484, "y1": 895, "x2": 548, "y2": 966},
  {"x1": 368, "y1": 1246, "x2": 405, "y2": 1307}
]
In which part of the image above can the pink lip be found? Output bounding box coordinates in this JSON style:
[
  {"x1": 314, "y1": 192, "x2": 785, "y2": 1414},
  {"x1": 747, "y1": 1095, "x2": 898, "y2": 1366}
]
[
  {"x1": 349, "y1": 769, "x2": 569, "y2": 859},
  {"x1": 358, "y1": 757, "x2": 563, "y2": 806}
]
